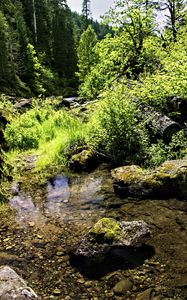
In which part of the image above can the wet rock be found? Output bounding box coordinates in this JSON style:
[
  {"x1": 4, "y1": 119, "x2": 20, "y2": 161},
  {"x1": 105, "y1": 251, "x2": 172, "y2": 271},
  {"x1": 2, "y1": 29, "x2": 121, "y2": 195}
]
[
  {"x1": 68, "y1": 147, "x2": 98, "y2": 172},
  {"x1": 113, "y1": 278, "x2": 133, "y2": 295},
  {"x1": 0, "y1": 266, "x2": 38, "y2": 299},
  {"x1": 135, "y1": 288, "x2": 153, "y2": 300},
  {"x1": 74, "y1": 218, "x2": 150, "y2": 261},
  {"x1": 112, "y1": 159, "x2": 187, "y2": 199}
]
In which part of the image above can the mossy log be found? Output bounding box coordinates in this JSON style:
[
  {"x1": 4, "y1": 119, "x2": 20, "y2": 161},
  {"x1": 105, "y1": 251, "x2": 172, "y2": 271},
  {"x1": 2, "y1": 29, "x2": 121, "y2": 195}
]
[{"x1": 139, "y1": 104, "x2": 181, "y2": 142}]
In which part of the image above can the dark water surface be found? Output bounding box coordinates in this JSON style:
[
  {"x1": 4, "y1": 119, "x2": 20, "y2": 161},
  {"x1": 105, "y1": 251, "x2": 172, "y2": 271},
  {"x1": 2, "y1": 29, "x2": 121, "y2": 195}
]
[{"x1": 2, "y1": 165, "x2": 187, "y2": 299}]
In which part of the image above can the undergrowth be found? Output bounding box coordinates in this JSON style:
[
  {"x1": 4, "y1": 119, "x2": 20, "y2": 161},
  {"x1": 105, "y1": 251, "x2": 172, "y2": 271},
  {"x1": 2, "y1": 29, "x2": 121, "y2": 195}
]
[{"x1": 4, "y1": 102, "x2": 87, "y2": 173}]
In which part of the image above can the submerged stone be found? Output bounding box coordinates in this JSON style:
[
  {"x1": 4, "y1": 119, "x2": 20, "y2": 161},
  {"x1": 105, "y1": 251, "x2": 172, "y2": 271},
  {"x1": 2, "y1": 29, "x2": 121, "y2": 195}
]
[
  {"x1": 0, "y1": 266, "x2": 38, "y2": 299},
  {"x1": 111, "y1": 159, "x2": 187, "y2": 199}
]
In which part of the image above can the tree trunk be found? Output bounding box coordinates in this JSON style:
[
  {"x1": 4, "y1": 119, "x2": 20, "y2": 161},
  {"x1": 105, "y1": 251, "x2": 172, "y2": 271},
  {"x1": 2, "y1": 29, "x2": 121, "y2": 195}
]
[
  {"x1": 138, "y1": 103, "x2": 181, "y2": 142},
  {"x1": 32, "y1": 0, "x2": 37, "y2": 44}
]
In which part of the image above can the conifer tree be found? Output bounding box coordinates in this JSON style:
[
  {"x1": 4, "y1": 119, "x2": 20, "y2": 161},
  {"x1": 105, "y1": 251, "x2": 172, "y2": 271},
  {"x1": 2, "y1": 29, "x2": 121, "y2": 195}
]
[{"x1": 82, "y1": 0, "x2": 91, "y2": 29}]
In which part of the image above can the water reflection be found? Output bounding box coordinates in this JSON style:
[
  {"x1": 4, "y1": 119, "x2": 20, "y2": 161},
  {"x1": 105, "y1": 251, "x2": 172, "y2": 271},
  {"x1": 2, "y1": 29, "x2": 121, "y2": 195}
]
[
  {"x1": 9, "y1": 170, "x2": 112, "y2": 226},
  {"x1": 47, "y1": 175, "x2": 70, "y2": 202},
  {"x1": 10, "y1": 194, "x2": 46, "y2": 226},
  {"x1": 44, "y1": 174, "x2": 107, "y2": 221}
]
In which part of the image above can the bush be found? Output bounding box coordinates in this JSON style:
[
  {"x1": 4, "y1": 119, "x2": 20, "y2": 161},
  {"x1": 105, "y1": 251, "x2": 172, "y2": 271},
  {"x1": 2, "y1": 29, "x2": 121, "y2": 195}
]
[{"x1": 87, "y1": 84, "x2": 149, "y2": 165}]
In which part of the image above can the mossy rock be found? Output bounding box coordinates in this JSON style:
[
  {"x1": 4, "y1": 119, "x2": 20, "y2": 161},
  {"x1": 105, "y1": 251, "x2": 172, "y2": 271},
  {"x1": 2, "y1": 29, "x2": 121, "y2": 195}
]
[
  {"x1": 68, "y1": 146, "x2": 98, "y2": 172},
  {"x1": 112, "y1": 159, "x2": 187, "y2": 199},
  {"x1": 74, "y1": 218, "x2": 150, "y2": 262}
]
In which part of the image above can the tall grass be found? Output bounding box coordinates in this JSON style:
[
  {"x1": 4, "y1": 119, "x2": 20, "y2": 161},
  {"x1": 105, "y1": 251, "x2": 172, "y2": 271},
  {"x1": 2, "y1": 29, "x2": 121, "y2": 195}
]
[{"x1": 4, "y1": 102, "x2": 87, "y2": 171}]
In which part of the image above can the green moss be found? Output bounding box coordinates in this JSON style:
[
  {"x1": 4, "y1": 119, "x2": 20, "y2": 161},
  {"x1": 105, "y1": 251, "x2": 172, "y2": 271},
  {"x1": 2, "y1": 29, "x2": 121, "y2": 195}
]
[
  {"x1": 112, "y1": 165, "x2": 144, "y2": 184},
  {"x1": 90, "y1": 217, "x2": 123, "y2": 242},
  {"x1": 71, "y1": 148, "x2": 94, "y2": 165}
]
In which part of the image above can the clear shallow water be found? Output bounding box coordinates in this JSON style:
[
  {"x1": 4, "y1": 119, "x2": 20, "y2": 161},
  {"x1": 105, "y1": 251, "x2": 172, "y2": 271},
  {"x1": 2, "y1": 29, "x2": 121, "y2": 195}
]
[
  {"x1": 10, "y1": 167, "x2": 113, "y2": 227},
  {"x1": 7, "y1": 166, "x2": 187, "y2": 299}
]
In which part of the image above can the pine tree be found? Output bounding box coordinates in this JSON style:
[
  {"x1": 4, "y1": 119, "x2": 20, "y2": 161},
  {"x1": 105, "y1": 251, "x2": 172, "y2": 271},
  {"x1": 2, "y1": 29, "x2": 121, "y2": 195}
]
[
  {"x1": 52, "y1": 0, "x2": 77, "y2": 92},
  {"x1": 82, "y1": 0, "x2": 91, "y2": 29}
]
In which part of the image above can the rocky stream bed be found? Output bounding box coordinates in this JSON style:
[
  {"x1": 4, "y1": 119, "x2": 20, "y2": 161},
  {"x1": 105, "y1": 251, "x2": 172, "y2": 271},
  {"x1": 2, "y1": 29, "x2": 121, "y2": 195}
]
[{"x1": 0, "y1": 164, "x2": 187, "y2": 299}]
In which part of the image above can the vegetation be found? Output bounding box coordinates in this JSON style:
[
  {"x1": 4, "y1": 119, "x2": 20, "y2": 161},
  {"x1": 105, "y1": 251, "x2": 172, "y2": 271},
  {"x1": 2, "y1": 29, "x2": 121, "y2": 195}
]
[{"x1": 0, "y1": 0, "x2": 187, "y2": 183}]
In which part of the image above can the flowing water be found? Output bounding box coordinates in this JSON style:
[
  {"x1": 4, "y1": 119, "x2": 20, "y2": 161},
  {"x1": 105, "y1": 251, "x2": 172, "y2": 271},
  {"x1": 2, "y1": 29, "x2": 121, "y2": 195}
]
[{"x1": 0, "y1": 165, "x2": 187, "y2": 299}]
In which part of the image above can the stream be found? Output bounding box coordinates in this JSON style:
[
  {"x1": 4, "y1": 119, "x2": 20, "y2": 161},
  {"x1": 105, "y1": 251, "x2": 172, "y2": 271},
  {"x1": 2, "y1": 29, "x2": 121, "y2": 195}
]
[{"x1": 0, "y1": 165, "x2": 187, "y2": 299}]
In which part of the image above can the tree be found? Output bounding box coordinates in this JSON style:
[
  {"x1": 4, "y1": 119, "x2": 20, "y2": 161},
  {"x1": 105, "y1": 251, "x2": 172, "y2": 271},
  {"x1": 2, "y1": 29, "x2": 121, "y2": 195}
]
[
  {"x1": 52, "y1": 1, "x2": 77, "y2": 89},
  {"x1": 156, "y1": 0, "x2": 186, "y2": 41},
  {"x1": 82, "y1": 0, "x2": 91, "y2": 29},
  {"x1": 0, "y1": 10, "x2": 10, "y2": 86},
  {"x1": 104, "y1": 0, "x2": 156, "y2": 78},
  {"x1": 76, "y1": 25, "x2": 97, "y2": 87}
]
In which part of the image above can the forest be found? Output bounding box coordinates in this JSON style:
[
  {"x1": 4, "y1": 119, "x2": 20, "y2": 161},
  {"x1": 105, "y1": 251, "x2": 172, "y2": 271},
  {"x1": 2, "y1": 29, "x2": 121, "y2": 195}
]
[{"x1": 0, "y1": 0, "x2": 187, "y2": 299}]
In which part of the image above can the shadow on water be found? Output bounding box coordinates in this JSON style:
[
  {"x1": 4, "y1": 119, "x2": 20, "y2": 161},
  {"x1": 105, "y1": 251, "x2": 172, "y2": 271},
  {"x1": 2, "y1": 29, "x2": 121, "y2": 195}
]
[{"x1": 69, "y1": 244, "x2": 155, "y2": 279}]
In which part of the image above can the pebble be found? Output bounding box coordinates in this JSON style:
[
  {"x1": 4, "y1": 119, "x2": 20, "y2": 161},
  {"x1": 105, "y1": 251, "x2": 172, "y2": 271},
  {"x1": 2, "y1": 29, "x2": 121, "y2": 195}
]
[
  {"x1": 113, "y1": 279, "x2": 133, "y2": 295},
  {"x1": 5, "y1": 245, "x2": 13, "y2": 250},
  {"x1": 37, "y1": 234, "x2": 43, "y2": 239},
  {"x1": 56, "y1": 251, "x2": 64, "y2": 256},
  {"x1": 53, "y1": 288, "x2": 62, "y2": 296},
  {"x1": 84, "y1": 281, "x2": 92, "y2": 288},
  {"x1": 135, "y1": 288, "x2": 153, "y2": 300},
  {"x1": 77, "y1": 278, "x2": 85, "y2": 284},
  {"x1": 28, "y1": 221, "x2": 35, "y2": 227}
]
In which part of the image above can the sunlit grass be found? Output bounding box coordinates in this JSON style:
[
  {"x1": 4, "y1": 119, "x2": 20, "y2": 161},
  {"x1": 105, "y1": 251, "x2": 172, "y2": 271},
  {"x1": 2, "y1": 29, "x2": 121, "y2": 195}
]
[{"x1": 4, "y1": 103, "x2": 89, "y2": 173}]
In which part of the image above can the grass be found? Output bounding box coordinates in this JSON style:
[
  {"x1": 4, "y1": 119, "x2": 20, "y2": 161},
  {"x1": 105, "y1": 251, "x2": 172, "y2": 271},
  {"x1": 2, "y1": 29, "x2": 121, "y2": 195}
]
[{"x1": 3, "y1": 101, "x2": 89, "y2": 175}]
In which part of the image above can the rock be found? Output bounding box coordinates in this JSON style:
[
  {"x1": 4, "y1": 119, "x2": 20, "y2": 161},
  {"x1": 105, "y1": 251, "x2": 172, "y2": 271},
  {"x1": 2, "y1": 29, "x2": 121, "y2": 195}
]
[
  {"x1": 13, "y1": 98, "x2": 32, "y2": 110},
  {"x1": 68, "y1": 147, "x2": 98, "y2": 172},
  {"x1": 111, "y1": 159, "x2": 187, "y2": 199},
  {"x1": 55, "y1": 99, "x2": 70, "y2": 109},
  {"x1": 52, "y1": 288, "x2": 62, "y2": 296},
  {"x1": 135, "y1": 288, "x2": 153, "y2": 300},
  {"x1": 74, "y1": 218, "x2": 150, "y2": 261},
  {"x1": 113, "y1": 279, "x2": 133, "y2": 295},
  {"x1": 0, "y1": 266, "x2": 38, "y2": 299}
]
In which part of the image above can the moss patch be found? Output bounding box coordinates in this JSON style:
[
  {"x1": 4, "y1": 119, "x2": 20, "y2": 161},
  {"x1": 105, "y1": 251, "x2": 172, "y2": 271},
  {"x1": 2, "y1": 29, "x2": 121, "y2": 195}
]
[{"x1": 90, "y1": 218, "x2": 123, "y2": 242}]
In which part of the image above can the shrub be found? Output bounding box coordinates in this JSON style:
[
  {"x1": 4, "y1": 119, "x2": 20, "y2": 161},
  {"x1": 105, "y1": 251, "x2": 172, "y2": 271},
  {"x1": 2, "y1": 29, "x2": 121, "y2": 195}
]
[{"x1": 87, "y1": 84, "x2": 149, "y2": 165}]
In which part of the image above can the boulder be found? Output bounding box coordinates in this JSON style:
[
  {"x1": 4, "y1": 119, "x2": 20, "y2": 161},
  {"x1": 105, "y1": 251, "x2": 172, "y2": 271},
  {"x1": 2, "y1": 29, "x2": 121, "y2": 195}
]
[
  {"x1": 111, "y1": 159, "x2": 187, "y2": 199},
  {"x1": 0, "y1": 266, "x2": 38, "y2": 300},
  {"x1": 74, "y1": 218, "x2": 150, "y2": 262},
  {"x1": 68, "y1": 147, "x2": 97, "y2": 172}
]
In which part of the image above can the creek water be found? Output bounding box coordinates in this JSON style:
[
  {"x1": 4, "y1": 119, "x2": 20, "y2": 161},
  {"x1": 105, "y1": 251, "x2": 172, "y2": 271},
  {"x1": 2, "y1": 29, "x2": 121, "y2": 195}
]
[{"x1": 2, "y1": 165, "x2": 187, "y2": 299}]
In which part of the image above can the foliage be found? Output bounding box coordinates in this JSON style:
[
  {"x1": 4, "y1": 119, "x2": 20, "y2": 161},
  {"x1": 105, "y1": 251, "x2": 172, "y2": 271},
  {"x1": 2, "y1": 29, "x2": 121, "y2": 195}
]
[
  {"x1": 145, "y1": 130, "x2": 187, "y2": 167},
  {"x1": 4, "y1": 102, "x2": 87, "y2": 170},
  {"x1": 0, "y1": 0, "x2": 77, "y2": 96},
  {"x1": 76, "y1": 25, "x2": 98, "y2": 97},
  {"x1": 87, "y1": 84, "x2": 149, "y2": 165},
  {"x1": 133, "y1": 24, "x2": 187, "y2": 108}
]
